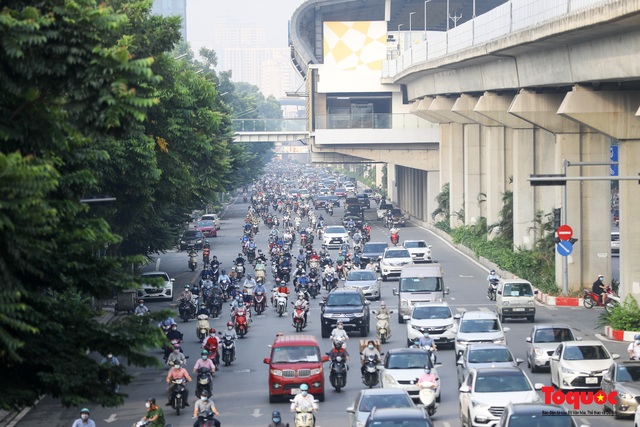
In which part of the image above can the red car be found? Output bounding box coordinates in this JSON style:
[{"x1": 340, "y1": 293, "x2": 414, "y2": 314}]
[
  {"x1": 196, "y1": 220, "x2": 217, "y2": 237},
  {"x1": 334, "y1": 188, "x2": 347, "y2": 198}
]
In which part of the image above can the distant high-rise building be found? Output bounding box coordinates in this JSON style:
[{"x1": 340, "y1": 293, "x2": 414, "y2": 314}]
[{"x1": 152, "y1": 0, "x2": 187, "y2": 40}]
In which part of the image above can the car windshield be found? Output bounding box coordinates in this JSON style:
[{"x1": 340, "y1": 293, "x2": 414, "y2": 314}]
[
  {"x1": 404, "y1": 241, "x2": 427, "y2": 248},
  {"x1": 616, "y1": 365, "x2": 640, "y2": 382},
  {"x1": 358, "y1": 394, "x2": 413, "y2": 412},
  {"x1": 412, "y1": 306, "x2": 451, "y2": 320},
  {"x1": 507, "y1": 414, "x2": 575, "y2": 427},
  {"x1": 386, "y1": 353, "x2": 429, "y2": 369},
  {"x1": 326, "y1": 227, "x2": 346, "y2": 234},
  {"x1": 385, "y1": 250, "x2": 410, "y2": 259},
  {"x1": 468, "y1": 348, "x2": 513, "y2": 363},
  {"x1": 368, "y1": 421, "x2": 431, "y2": 427},
  {"x1": 271, "y1": 346, "x2": 320, "y2": 363},
  {"x1": 474, "y1": 371, "x2": 532, "y2": 392},
  {"x1": 142, "y1": 273, "x2": 169, "y2": 282},
  {"x1": 197, "y1": 221, "x2": 214, "y2": 227},
  {"x1": 182, "y1": 231, "x2": 200, "y2": 238},
  {"x1": 503, "y1": 283, "x2": 534, "y2": 297},
  {"x1": 563, "y1": 345, "x2": 610, "y2": 360},
  {"x1": 459, "y1": 319, "x2": 500, "y2": 333},
  {"x1": 399, "y1": 277, "x2": 442, "y2": 292},
  {"x1": 364, "y1": 244, "x2": 388, "y2": 254},
  {"x1": 347, "y1": 271, "x2": 376, "y2": 281},
  {"x1": 326, "y1": 293, "x2": 362, "y2": 307},
  {"x1": 534, "y1": 328, "x2": 574, "y2": 343}
]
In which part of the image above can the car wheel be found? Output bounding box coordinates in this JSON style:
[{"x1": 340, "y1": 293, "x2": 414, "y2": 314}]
[
  {"x1": 382, "y1": 275, "x2": 387, "y2": 282},
  {"x1": 361, "y1": 326, "x2": 367, "y2": 337},
  {"x1": 321, "y1": 327, "x2": 329, "y2": 339},
  {"x1": 269, "y1": 394, "x2": 278, "y2": 403},
  {"x1": 318, "y1": 392, "x2": 325, "y2": 402},
  {"x1": 530, "y1": 362, "x2": 539, "y2": 373},
  {"x1": 498, "y1": 313, "x2": 504, "y2": 323}
]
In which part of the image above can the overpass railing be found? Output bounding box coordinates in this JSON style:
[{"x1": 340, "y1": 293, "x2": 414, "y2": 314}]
[
  {"x1": 383, "y1": 0, "x2": 608, "y2": 78},
  {"x1": 233, "y1": 118, "x2": 308, "y2": 132},
  {"x1": 315, "y1": 113, "x2": 436, "y2": 130}
]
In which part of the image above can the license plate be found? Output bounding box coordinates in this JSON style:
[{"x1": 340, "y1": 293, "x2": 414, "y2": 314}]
[
  {"x1": 291, "y1": 388, "x2": 300, "y2": 395},
  {"x1": 513, "y1": 308, "x2": 525, "y2": 311},
  {"x1": 585, "y1": 377, "x2": 598, "y2": 384}
]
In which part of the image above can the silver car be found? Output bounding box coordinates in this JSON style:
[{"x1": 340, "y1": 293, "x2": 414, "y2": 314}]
[
  {"x1": 525, "y1": 324, "x2": 580, "y2": 373},
  {"x1": 346, "y1": 388, "x2": 416, "y2": 427},
  {"x1": 344, "y1": 269, "x2": 381, "y2": 300},
  {"x1": 456, "y1": 344, "x2": 523, "y2": 386},
  {"x1": 454, "y1": 311, "x2": 510, "y2": 360},
  {"x1": 601, "y1": 360, "x2": 640, "y2": 418}
]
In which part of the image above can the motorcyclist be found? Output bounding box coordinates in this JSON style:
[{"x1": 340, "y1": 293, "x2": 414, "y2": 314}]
[
  {"x1": 210, "y1": 255, "x2": 220, "y2": 270},
  {"x1": 235, "y1": 253, "x2": 246, "y2": 266},
  {"x1": 323, "y1": 263, "x2": 336, "y2": 282},
  {"x1": 167, "y1": 345, "x2": 187, "y2": 367},
  {"x1": 293, "y1": 292, "x2": 309, "y2": 325},
  {"x1": 72, "y1": 408, "x2": 95, "y2": 427},
  {"x1": 326, "y1": 338, "x2": 350, "y2": 362},
  {"x1": 365, "y1": 260, "x2": 376, "y2": 271},
  {"x1": 202, "y1": 246, "x2": 210, "y2": 264},
  {"x1": 418, "y1": 332, "x2": 438, "y2": 363},
  {"x1": 166, "y1": 323, "x2": 183, "y2": 342},
  {"x1": 139, "y1": 398, "x2": 164, "y2": 427},
  {"x1": 330, "y1": 321, "x2": 349, "y2": 350},
  {"x1": 222, "y1": 321, "x2": 238, "y2": 340},
  {"x1": 352, "y1": 230, "x2": 362, "y2": 246},
  {"x1": 218, "y1": 269, "x2": 230, "y2": 285},
  {"x1": 268, "y1": 410, "x2": 289, "y2": 427},
  {"x1": 196, "y1": 303, "x2": 210, "y2": 317},
  {"x1": 200, "y1": 267, "x2": 213, "y2": 282},
  {"x1": 243, "y1": 274, "x2": 257, "y2": 294},
  {"x1": 256, "y1": 249, "x2": 268, "y2": 264},
  {"x1": 179, "y1": 285, "x2": 196, "y2": 317},
  {"x1": 192, "y1": 349, "x2": 216, "y2": 374},
  {"x1": 165, "y1": 362, "x2": 192, "y2": 407},
  {"x1": 377, "y1": 301, "x2": 392, "y2": 336},
  {"x1": 295, "y1": 249, "x2": 306, "y2": 266},
  {"x1": 389, "y1": 225, "x2": 400, "y2": 242},
  {"x1": 628, "y1": 335, "x2": 640, "y2": 360},
  {"x1": 592, "y1": 274, "x2": 606, "y2": 305},
  {"x1": 134, "y1": 299, "x2": 150, "y2": 316},
  {"x1": 487, "y1": 269, "x2": 500, "y2": 291},
  {"x1": 192, "y1": 390, "x2": 221, "y2": 427},
  {"x1": 289, "y1": 383, "x2": 318, "y2": 417},
  {"x1": 346, "y1": 218, "x2": 355, "y2": 230},
  {"x1": 360, "y1": 340, "x2": 381, "y2": 375},
  {"x1": 202, "y1": 328, "x2": 220, "y2": 365},
  {"x1": 418, "y1": 366, "x2": 437, "y2": 391}
]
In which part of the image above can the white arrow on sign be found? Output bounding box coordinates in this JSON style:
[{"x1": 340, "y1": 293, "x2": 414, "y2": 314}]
[
  {"x1": 104, "y1": 414, "x2": 118, "y2": 423},
  {"x1": 252, "y1": 408, "x2": 263, "y2": 418}
]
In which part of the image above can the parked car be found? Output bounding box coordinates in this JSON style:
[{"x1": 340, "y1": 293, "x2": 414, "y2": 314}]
[
  {"x1": 346, "y1": 389, "x2": 416, "y2": 427},
  {"x1": 196, "y1": 220, "x2": 217, "y2": 238},
  {"x1": 364, "y1": 407, "x2": 433, "y2": 427},
  {"x1": 379, "y1": 247, "x2": 413, "y2": 281},
  {"x1": 454, "y1": 311, "x2": 510, "y2": 359},
  {"x1": 404, "y1": 302, "x2": 456, "y2": 347},
  {"x1": 402, "y1": 240, "x2": 433, "y2": 263},
  {"x1": 179, "y1": 230, "x2": 204, "y2": 250},
  {"x1": 456, "y1": 344, "x2": 523, "y2": 386},
  {"x1": 601, "y1": 360, "x2": 640, "y2": 418},
  {"x1": 550, "y1": 340, "x2": 620, "y2": 391},
  {"x1": 320, "y1": 288, "x2": 370, "y2": 338},
  {"x1": 500, "y1": 402, "x2": 587, "y2": 427},
  {"x1": 379, "y1": 347, "x2": 440, "y2": 401},
  {"x1": 344, "y1": 269, "x2": 381, "y2": 300},
  {"x1": 459, "y1": 367, "x2": 543, "y2": 427},
  {"x1": 525, "y1": 324, "x2": 580, "y2": 373},
  {"x1": 139, "y1": 271, "x2": 174, "y2": 301}
]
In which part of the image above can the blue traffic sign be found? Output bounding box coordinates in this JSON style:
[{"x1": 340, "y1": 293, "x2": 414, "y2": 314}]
[
  {"x1": 557, "y1": 241, "x2": 573, "y2": 256},
  {"x1": 610, "y1": 145, "x2": 618, "y2": 176}
]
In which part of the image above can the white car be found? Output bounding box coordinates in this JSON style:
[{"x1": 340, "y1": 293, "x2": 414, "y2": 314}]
[
  {"x1": 323, "y1": 225, "x2": 349, "y2": 249},
  {"x1": 379, "y1": 347, "x2": 441, "y2": 402},
  {"x1": 139, "y1": 271, "x2": 175, "y2": 301},
  {"x1": 459, "y1": 367, "x2": 543, "y2": 427},
  {"x1": 454, "y1": 311, "x2": 510, "y2": 359},
  {"x1": 379, "y1": 247, "x2": 413, "y2": 281},
  {"x1": 550, "y1": 340, "x2": 620, "y2": 391},
  {"x1": 404, "y1": 302, "x2": 456, "y2": 347},
  {"x1": 344, "y1": 182, "x2": 356, "y2": 192},
  {"x1": 402, "y1": 240, "x2": 433, "y2": 263},
  {"x1": 201, "y1": 213, "x2": 220, "y2": 230}
]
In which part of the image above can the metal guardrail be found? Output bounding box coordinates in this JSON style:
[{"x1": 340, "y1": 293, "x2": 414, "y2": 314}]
[
  {"x1": 232, "y1": 118, "x2": 308, "y2": 132},
  {"x1": 315, "y1": 113, "x2": 437, "y2": 130}
]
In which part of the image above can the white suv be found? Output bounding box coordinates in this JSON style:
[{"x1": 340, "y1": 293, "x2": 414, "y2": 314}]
[
  {"x1": 402, "y1": 240, "x2": 432, "y2": 263},
  {"x1": 379, "y1": 247, "x2": 413, "y2": 281},
  {"x1": 404, "y1": 302, "x2": 456, "y2": 348},
  {"x1": 454, "y1": 311, "x2": 510, "y2": 360},
  {"x1": 323, "y1": 225, "x2": 349, "y2": 249}
]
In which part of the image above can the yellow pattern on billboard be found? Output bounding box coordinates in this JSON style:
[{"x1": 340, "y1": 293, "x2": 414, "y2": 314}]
[{"x1": 324, "y1": 21, "x2": 387, "y2": 71}]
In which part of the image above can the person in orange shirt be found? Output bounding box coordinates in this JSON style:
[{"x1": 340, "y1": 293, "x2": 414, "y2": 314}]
[{"x1": 165, "y1": 362, "x2": 192, "y2": 407}]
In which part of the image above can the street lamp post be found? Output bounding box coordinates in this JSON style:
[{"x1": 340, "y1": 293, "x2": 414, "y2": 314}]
[
  {"x1": 424, "y1": 0, "x2": 431, "y2": 40},
  {"x1": 397, "y1": 24, "x2": 403, "y2": 32},
  {"x1": 447, "y1": 0, "x2": 450, "y2": 30},
  {"x1": 409, "y1": 12, "x2": 415, "y2": 44}
]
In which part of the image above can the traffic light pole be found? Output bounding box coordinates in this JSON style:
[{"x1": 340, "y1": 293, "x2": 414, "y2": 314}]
[{"x1": 562, "y1": 160, "x2": 568, "y2": 295}]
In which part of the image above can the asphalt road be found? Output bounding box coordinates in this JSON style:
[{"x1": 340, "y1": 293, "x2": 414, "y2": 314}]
[{"x1": 16, "y1": 194, "x2": 630, "y2": 427}]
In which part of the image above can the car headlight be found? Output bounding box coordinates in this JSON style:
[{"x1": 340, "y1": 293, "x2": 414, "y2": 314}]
[
  {"x1": 444, "y1": 324, "x2": 454, "y2": 330},
  {"x1": 503, "y1": 301, "x2": 510, "y2": 306},
  {"x1": 401, "y1": 299, "x2": 409, "y2": 307},
  {"x1": 322, "y1": 313, "x2": 332, "y2": 319},
  {"x1": 561, "y1": 366, "x2": 577, "y2": 374},
  {"x1": 383, "y1": 374, "x2": 397, "y2": 385},
  {"x1": 527, "y1": 300, "x2": 535, "y2": 305},
  {"x1": 493, "y1": 338, "x2": 506, "y2": 344},
  {"x1": 180, "y1": 240, "x2": 186, "y2": 244},
  {"x1": 353, "y1": 313, "x2": 365, "y2": 318},
  {"x1": 311, "y1": 368, "x2": 321, "y2": 375},
  {"x1": 471, "y1": 400, "x2": 490, "y2": 410},
  {"x1": 618, "y1": 392, "x2": 633, "y2": 399},
  {"x1": 533, "y1": 347, "x2": 543, "y2": 356},
  {"x1": 196, "y1": 239, "x2": 203, "y2": 243},
  {"x1": 457, "y1": 340, "x2": 469, "y2": 346},
  {"x1": 270, "y1": 369, "x2": 283, "y2": 377},
  {"x1": 411, "y1": 325, "x2": 422, "y2": 331}
]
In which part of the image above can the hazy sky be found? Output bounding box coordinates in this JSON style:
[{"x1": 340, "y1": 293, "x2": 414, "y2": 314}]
[{"x1": 187, "y1": 0, "x2": 305, "y2": 51}]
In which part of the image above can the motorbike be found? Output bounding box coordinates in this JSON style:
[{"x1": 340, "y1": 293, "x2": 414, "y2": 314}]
[
  {"x1": 326, "y1": 205, "x2": 333, "y2": 216},
  {"x1": 329, "y1": 353, "x2": 348, "y2": 392},
  {"x1": 418, "y1": 380, "x2": 438, "y2": 416},
  {"x1": 583, "y1": 287, "x2": 620, "y2": 313},
  {"x1": 196, "y1": 314, "x2": 210, "y2": 341},
  {"x1": 189, "y1": 255, "x2": 198, "y2": 271},
  {"x1": 390, "y1": 232, "x2": 399, "y2": 246},
  {"x1": 372, "y1": 310, "x2": 393, "y2": 343},
  {"x1": 309, "y1": 259, "x2": 320, "y2": 271},
  {"x1": 234, "y1": 262, "x2": 245, "y2": 280},
  {"x1": 308, "y1": 277, "x2": 320, "y2": 299},
  {"x1": 362, "y1": 354, "x2": 380, "y2": 388},
  {"x1": 487, "y1": 279, "x2": 499, "y2": 301},
  {"x1": 335, "y1": 261, "x2": 345, "y2": 280},
  {"x1": 290, "y1": 403, "x2": 317, "y2": 427},
  {"x1": 247, "y1": 248, "x2": 256, "y2": 264},
  {"x1": 254, "y1": 291, "x2": 266, "y2": 315},
  {"x1": 196, "y1": 410, "x2": 218, "y2": 427},
  {"x1": 179, "y1": 300, "x2": 194, "y2": 322},
  {"x1": 220, "y1": 279, "x2": 231, "y2": 301},
  {"x1": 169, "y1": 378, "x2": 188, "y2": 415},
  {"x1": 234, "y1": 307, "x2": 249, "y2": 338},
  {"x1": 210, "y1": 265, "x2": 220, "y2": 282},
  {"x1": 219, "y1": 333, "x2": 236, "y2": 366},
  {"x1": 195, "y1": 367, "x2": 213, "y2": 398},
  {"x1": 274, "y1": 291, "x2": 288, "y2": 317},
  {"x1": 324, "y1": 272, "x2": 338, "y2": 291},
  {"x1": 208, "y1": 293, "x2": 222, "y2": 318},
  {"x1": 292, "y1": 302, "x2": 307, "y2": 332},
  {"x1": 255, "y1": 268, "x2": 266, "y2": 283}
]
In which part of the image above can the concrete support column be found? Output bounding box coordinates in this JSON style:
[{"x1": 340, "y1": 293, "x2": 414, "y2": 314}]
[
  {"x1": 618, "y1": 140, "x2": 640, "y2": 299},
  {"x1": 509, "y1": 128, "x2": 536, "y2": 249},
  {"x1": 426, "y1": 171, "x2": 440, "y2": 224},
  {"x1": 387, "y1": 163, "x2": 398, "y2": 203},
  {"x1": 464, "y1": 124, "x2": 482, "y2": 225},
  {"x1": 448, "y1": 123, "x2": 465, "y2": 228},
  {"x1": 437, "y1": 123, "x2": 452, "y2": 223},
  {"x1": 483, "y1": 126, "x2": 506, "y2": 234},
  {"x1": 375, "y1": 163, "x2": 383, "y2": 188}
]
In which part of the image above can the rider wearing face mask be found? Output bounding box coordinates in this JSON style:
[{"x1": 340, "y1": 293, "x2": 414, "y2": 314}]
[
  {"x1": 72, "y1": 408, "x2": 95, "y2": 427},
  {"x1": 360, "y1": 340, "x2": 381, "y2": 375},
  {"x1": 330, "y1": 321, "x2": 349, "y2": 349},
  {"x1": 139, "y1": 398, "x2": 164, "y2": 427},
  {"x1": 268, "y1": 410, "x2": 289, "y2": 427},
  {"x1": 192, "y1": 350, "x2": 216, "y2": 374},
  {"x1": 290, "y1": 384, "x2": 318, "y2": 419},
  {"x1": 192, "y1": 391, "x2": 221, "y2": 427}
]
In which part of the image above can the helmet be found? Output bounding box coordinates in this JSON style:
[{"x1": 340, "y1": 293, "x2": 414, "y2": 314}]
[
  {"x1": 138, "y1": 299, "x2": 144, "y2": 303},
  {"x1": 238, "y1": 253, "x2": 243, "y2": 257},
  {"x1": 80, "y1": 408, "x2": 90, "y2": 415},
  {"x1": 598, "y1": 274, "x2": 604, "y2": 279},
  {"x1": 227, "y1": 321, "x2": 233, "y2": 327},
  {"x1": 146, "y1": 397, "x2": 156, "y2": 405},
  {"x1": 299, "y1": 249, "x2": 304, "y2": 254},
  {"x1": 221, "y1": 269, "x2": 226, "y2": 274},
  {"x1": 201, "y1": 303, "x2": 206, "y2": 308},
  {"x1": 209, "y1": 328, "x2": 216, "y2": 334},
  {"x1": 247, "y1": 274, "x2": 252, "y2": 279},
  {"x1": 634, "y1": 334, "x2": 640, "y2": 340},
  {"x1": 337, "y1": 320, "x2": 343, "y2": 325},
  {"x1": 201, "y1": 349, "x2": 209, "y2": 356},
  {"x1": 184, "y1": 284, "x2": 190, "y2": 289},
  {"x1": 490, "y1": 269, "x2": 495, "y2": 274},
  {"x1": 299, "y1": 384, "x2": 309, "y2": 391},
  {"x1": 298, "y1": 292, "x2": 305, "y2": 298},
  {"x1": 276, "y1": 277, "x2": 282, "y2": 283},
  {"x1": 200, "y1": 390, "x2": 210, "y2": 398},
  {"x1": 272, "y1": 410, "x2": 281, "y2": 419}
]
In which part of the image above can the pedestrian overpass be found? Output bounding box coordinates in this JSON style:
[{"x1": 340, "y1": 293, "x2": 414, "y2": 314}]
[{"x1": 232, "y1": 118, "x2": 309, "y2": 143}]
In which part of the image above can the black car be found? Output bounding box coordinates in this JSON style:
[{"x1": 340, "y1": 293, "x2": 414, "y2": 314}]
[
  {"x1": 359, "y1": 241, "x2": 388, "y2": 268},
  {"x1": 179, "y1": 230, "x2": 204, "y2": 250},
  {"x1": 320, "y1": 288, "x2": 370, "y2": 338},
  {"x1": 356, "y1": 193, "x2": 370, "y2": 209},
  {"x1": 325, "y1": 195, "x2": 340, "y2": 207},
  {"x1": 499, "y1": 402, "x2": 581, "y2": 426},
  {"x1": 365, "y1": 407, "x2": 433, "y2": 427},
  {"x1": 342, "y1": 212, "x2": 364, "y2": 228},
  {"x1": 314, "y1": 195, "x2": 330, "y2": 209}
]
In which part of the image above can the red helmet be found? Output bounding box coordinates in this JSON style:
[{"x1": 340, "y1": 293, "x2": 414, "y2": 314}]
[
  {"x1": 227, "y1": 321, "x2": 233, "y2": 327},
  {"x1": 209, "y1": 328, "x2": 216, "y2": 334}
]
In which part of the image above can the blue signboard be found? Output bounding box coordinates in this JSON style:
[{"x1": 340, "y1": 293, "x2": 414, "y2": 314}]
[
  {"x1": 557, "y1": 241, "x2": 573, "y2": 256},
  {"x1": 610, "y1": 145, "x2": 618, "y2": 176}
]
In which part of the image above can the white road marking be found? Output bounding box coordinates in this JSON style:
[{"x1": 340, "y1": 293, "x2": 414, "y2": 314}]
[
  {"x1": 155, "y1": 258, "x2": 161, "y2": 271},
  {"x1": 456, "y1": 307, "x2": 467, "y2": 313},
  {"x1": 478, "y1": 307, "x2": 492, "y2": 313}
]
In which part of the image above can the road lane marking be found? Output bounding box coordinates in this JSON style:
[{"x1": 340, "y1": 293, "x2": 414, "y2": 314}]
[{"x1": 155, "y1": 258, "x2": 161, "y2": 271}]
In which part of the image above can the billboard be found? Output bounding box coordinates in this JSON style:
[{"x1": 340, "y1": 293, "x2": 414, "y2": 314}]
[{"x1": 323, "y1": 21, "x2": 387, "y2": 72}]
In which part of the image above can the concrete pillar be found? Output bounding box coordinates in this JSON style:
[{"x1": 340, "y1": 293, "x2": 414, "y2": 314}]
[
  {"x1": 509, "y1": 128, "x2": 536, "y2": 249},
  {"x1": 448, "y1": 123, "x2": 465, "y2": 228},
  {"x1": 464, "y1": 124, "x2": 482, "y2": 225},
  {"x1": 426, "y1": 171, "x2": 440, "y2": 224},
  {"x1": 387, "y1": 163, "x2": 398, "y2": 203},
  {"x1": 557, "y1": 87, "x2": 640, "y2": 302},
  {"x1": 375, "y1": 164, "x2": 383, "y2": 188},
  {"x1": 534, "y1": 129, "x2": 556, "y2": 217},
  {"x1": 483, "y1": 126, "x2": 506, "y2": 233},
  {"x1": 438, "y1": 123, "x2": 451, "y2": 223}
]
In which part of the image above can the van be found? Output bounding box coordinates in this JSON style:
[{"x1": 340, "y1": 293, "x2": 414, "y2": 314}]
[
  {"x1": 263, "y1": 334, "x2": 329, "y2": 402},
  {"x1": 393, "y1": 264, "x2": 449, "y2": 323},
  {"x1": 495, "y1": 279, "x2": 537, "y2": 323}
]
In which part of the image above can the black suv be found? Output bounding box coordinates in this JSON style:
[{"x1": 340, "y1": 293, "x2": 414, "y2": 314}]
[
  {"x1": 356, "y1": 193, "x2": 370, "y2": 209},
  {"x1": 320, "y1": 288, "x2": 370, "y2": 338},
  {"x1": 179, "y1": 230, "x2": 204, "y2": 250},
  {"x1": 359, "y1": 241, "x2": 388, "y2": 268}
]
